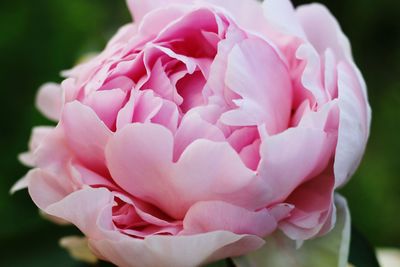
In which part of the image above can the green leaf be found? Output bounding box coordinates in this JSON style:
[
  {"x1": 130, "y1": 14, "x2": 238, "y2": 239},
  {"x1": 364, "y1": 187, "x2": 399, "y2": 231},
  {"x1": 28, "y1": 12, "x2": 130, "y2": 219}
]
[
  {"x1": 348, "y1": 226, "x2": 380, "y2": 267},
  {"x1": 231, "y1": 194, "x2": 350, "y2": 267}
]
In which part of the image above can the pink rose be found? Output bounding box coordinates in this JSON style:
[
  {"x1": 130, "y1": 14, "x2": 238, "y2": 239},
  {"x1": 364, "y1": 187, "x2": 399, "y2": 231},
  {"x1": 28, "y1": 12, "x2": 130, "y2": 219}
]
[{"x1": 15, "y1": 0, "x2": 371, "y2": 266}]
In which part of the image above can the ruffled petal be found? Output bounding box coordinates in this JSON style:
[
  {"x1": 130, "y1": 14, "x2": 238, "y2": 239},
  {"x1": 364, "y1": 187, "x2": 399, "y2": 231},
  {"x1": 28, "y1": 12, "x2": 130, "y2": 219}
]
[{"x1": 221, "y1": 37, "x2": 292, "y2": 134}]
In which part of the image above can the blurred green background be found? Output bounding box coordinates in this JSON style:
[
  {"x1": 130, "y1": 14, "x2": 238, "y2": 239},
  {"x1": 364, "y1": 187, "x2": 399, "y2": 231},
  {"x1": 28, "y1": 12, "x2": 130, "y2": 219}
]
[{"x1": 0, "y1": 0, "x2": 399, "y2": 266}]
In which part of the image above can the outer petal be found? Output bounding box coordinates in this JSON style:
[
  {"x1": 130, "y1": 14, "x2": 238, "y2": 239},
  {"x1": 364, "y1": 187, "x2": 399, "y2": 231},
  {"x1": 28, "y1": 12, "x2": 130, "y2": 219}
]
[
  {"x1": 28, "y1": 169, "x2": 73, "y2": 210},
  {"x1": 36, "y1": 83, "x2": 64, "y2": 121},
  {"x1": 62, "y1": 101, "x2": 112, "y2": 174},
  {"x1": 41, "y1": 186, "x2": 265, "y2": 267},
  {"x1": 334, "y1": 63, "x2": 370, "y2": 187},
  {"x1": 91, "y1": 231, "x2": 264, "y2": 267},
  {"x1": 233, "y1": 195, "x2": 350, "y2": 267},
  {"x1": 262, "y1": 0, "x2": 306, "y2": 38},
  {"x1": 296, "y1": 3, "x2": 352, "y2": 62},
  {"x1": 126, "y1": 0, "x2": 189, "y2": 22},
  {"x1": 18, "y1": 126, "x2": 54, "y2": 167},
  {"x1": 279, "y1": 168, "x2": 335, "y2": 240},
  {"x1": 258, "y1": 127, "x2": 336, "y2": 205}
]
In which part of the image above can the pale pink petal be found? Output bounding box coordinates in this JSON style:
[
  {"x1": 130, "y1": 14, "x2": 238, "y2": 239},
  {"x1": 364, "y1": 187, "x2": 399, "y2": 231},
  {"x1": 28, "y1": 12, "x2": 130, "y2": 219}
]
[
  {"x1": 36, "y1": 83, "x2": 64, "y2": 121},
  {"x1": 141, "y1": 59, "x2": 178, "y2": 103},
  {"x1": 100, "y1": 76, "x2": 134, "y2": 92},
  {"x1": 72, "y1": 164, "x2": 118, "y2": 191},
  {"x1": 28, "y1": 169, "x2": 73, "y2": 210},
  {"x1": 45, "y1": 187, "x2": 114, "y2": 238},
  {"x1": 296, "y1": 3, "x2": 352, "y2": 62},
  {"x1": 62, "y1": 101, "x2": 112, "y2": 174},
  {"x1": 258, "y1": 127, "x2": 336, "y2": 205},
  {"x1": 174, "y1": 140, "x2": 271, "y2": 214},
  {"x1": 295, "y1": 43, "x2": 329, "y2": 105},
  {"x1": 138, "y1": 4, "x2": 189, "y2": 37},
  {"x1": 203, "y1": 0, "x2": 268, "y2": 37},
  {"x1": 173, "y1": 112, "x2": 225, "y2": 161},
  {"x1": 126, "y1": 0, "x2": 190, "y2": 23},
  {"x1": 298, "y1": 100, "x2": 340, "y2": 132},
  {"x1": 334, "y1": 62, "x2": 371, "y2": 187},
  {"x1": 203, "y1": 26, "x2": 246, "y2": 106},
  {"x1": 183, "y1": 201, "x2": 277, "y2": 237},
  {"x1": 280, "y1": 168, "x2": 335, "y2": 240},
  {"x1": 323, "y1": 48, "x2": 338, "y2": 99},
  {"x1": 10, "y1": 175, "x2": 30, "y2": 194},
  {"x1": 90, "y1": 231, "x2": 264, "y2": 267},
  {"x1": 42, "y1": 185, "x2": 265, "y2": 267},
  {"x1": 262, "y1": 0, "x2": 306, "y2": 38},
  {"x1": 83, "y1": 89, "x2": 127, "y2": 129},
  {"x1": 105, "y1": 123, "x2": 177, "y2": 217},
  {"x1": 106, "y1": 123, "x2": 271, "y2": 219},
  {"x1": 18, "y1": 126, "x2": 54, "y2": 166},
  {"x1": 221, "y1": 37, "x2": 292, "y2": 134}
]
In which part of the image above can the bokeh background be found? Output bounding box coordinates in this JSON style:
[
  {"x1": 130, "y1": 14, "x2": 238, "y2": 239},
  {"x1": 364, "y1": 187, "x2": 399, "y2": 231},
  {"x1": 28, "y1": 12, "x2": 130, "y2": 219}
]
[{"x1": 0, "y1": 0, "x2": 399, "y2": 266}]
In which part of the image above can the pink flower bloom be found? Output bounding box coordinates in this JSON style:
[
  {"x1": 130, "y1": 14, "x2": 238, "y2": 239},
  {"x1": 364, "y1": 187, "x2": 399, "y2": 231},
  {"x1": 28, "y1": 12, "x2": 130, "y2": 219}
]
[{"x1": 16, "y1": 0, "x2": 371, "y2": 266}]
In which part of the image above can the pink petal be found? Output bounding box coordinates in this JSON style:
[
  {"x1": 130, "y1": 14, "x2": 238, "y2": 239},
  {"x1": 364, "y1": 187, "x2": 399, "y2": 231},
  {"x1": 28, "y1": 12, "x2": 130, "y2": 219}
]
[
  {"x1": 36, "y1": 83, "x2": 64, "y2": 121},
  {"x1": 19, "y1": 126, "x2": 54, "y2": 166},
  {"x1": 183, "y1": 201, "x2": 277, "y2": 237},
  {"x1": 258, "y1": 126, "x2": 336, "y2": 205},
  {"x1": 45, "y1": 187, "x2": 115, "y2": 238},
  {"x1": 334, "y1": 62, "x2": 371, "y2": 187},
  {"x1": 28, "y1": 169, "x2": 73, "y2": 210},
  {"x1": 279, "y1": 168, "x2": 335, "y2": 240},
  {"x1": 174, "y1": 140, "x2": 270, "y2": 214},
  {"x1": 126, "y1": 0, "x2": 189, "y2": 22},
  {"x1": 83, "y1": 89, "x2": 127, "y2": 129},
  {"x1": 39, "y1": 185, "x2": 265, "y2": 267},
  {"x1": 204, "y1": 0, "x2": 267, "y2": 36},
  {"x1": 105, "y1": 123, "x2": 177, "y2": 216},
  {"x1": 173, "y1": 112, "x2": 225, "y2": 161},
  {"x1": 10, "y1": 175, "x2": 30, "y2": 194},
  {"x1": 90, "y1": 230, "x2": 264, "y2": 267},
  {"x1": 62, "y1": 101, "x2": 112, "y2": 174},
  {"x1": 262, "y1": 0, "x2": 306, "y2": 38},
  {"x1": 221, "y1": 37, "x2": 292, "y2": 134},
  {"x1": 100, "y1": 76, "x2": 134, "y2": 92},
  {"x1": 296, "y1": 3, "x2": 352, "y2": 62},
  {"x1": 106, "y1": 123, "x2": 271, "y2": 219},
  {"x1": 295, "y1": 43, "x2": 329, "y2": 105},
  {"x1": 176, "y1": 71, "x2": 206, "y2": 112}
]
